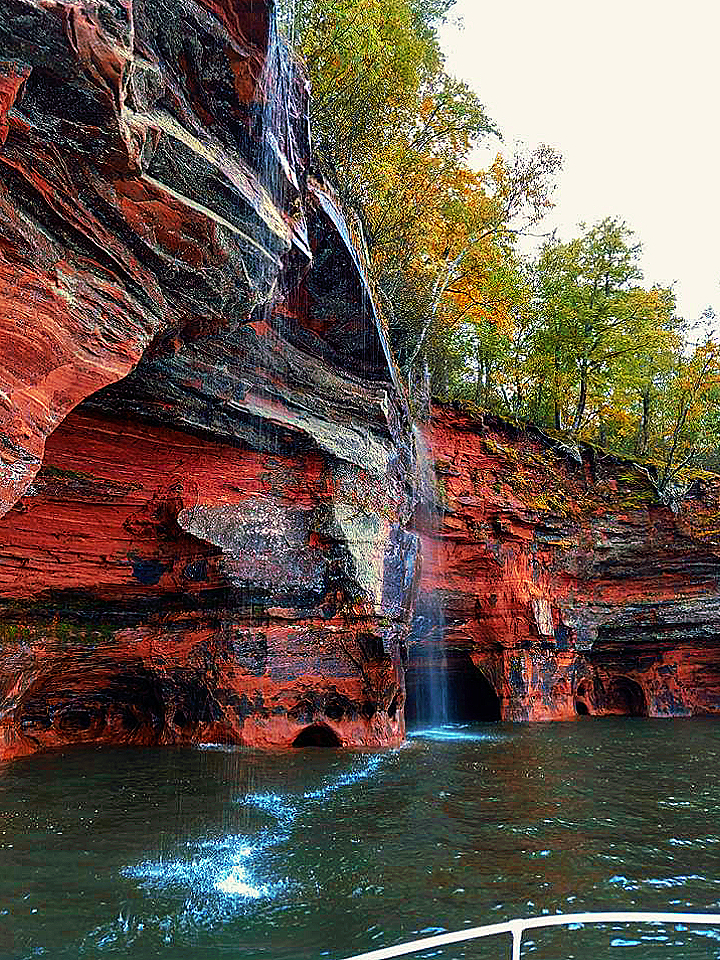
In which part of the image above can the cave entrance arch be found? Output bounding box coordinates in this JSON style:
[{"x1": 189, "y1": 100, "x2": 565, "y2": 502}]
[
  {"x1": 574, "y1": 679, "x2": 591, "y2": 716},
  {"x1": 604, "y1": 676, "x2": 648, "y2": 717},
  {"x1": 404, "y1": 649, "x2": 502, "y2": 725},
  {"x1": 292, "y1": 723, "x2": 342, "y2": 747},
  {"x1": 447, "y1": 651, "x2": 502, "y2": 722}
]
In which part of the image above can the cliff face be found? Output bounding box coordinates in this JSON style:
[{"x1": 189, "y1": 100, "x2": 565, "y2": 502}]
[
  {"x1": 1, "y1": 3, "x2": 718, "y2": 761},
  {"x1": 0, "y1": 0, "x2": 417, "y2": 758},
  {"x1": 415, "y1": 406, "x2": 720, "y2": 722}
]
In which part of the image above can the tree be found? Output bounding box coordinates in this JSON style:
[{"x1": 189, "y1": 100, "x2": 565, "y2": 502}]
[
  {"x1": 651, "y1": 316, "x2": 720, "y2": 494},
  {"x1": 529, "y1": 218, "x2": 679, "y2": 436},
  {"x1": 293, "y1": 0, "x2": 561, "y2": 409},
  {"x1": 396, "y1": 146, "x2": 560, "y2": 399},
  {"x1": 294, "y1": 0, "x2": 495, "y2": 208}
]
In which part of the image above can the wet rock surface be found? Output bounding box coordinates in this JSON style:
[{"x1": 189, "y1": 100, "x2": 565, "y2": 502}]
[
  {"x1": 417, "y1": 406, "x2": 720, "y2": 721},
  {"x1": 0, "y1": 0, "x2": 413, "y2": 758}
]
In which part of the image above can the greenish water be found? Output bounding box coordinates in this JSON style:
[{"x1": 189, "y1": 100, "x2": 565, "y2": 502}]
[{"x1": 2, "y1": 719, "x2": 720, "y2": 960}]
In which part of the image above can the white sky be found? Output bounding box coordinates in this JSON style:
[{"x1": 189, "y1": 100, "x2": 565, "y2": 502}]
[{"x1": 439, "y1": 0, "x2": 720, "y2": 323}]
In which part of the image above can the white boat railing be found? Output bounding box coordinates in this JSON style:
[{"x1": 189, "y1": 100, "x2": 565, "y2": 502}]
[{"x1": 337, "y1": 911, "x2": 720, "y2": 960}]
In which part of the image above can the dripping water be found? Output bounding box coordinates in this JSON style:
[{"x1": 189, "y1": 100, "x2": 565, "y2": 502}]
[
  {"x1": 252, "y1": 0, "x2": 301, "y2": 460},
  {"x1": 406, "y1": 422, "x2": 449, "y2": 728}
]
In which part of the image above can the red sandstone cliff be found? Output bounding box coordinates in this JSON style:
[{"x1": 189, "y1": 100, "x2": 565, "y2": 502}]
[
  {"x1": 412, "y1": 406, "x2": 720, "y2": 722},
  {"x1": 1, "y1": 2, "x2": 719, "y2": 762},
  {"x1": 0, "y1": 0, "x2": 416, "y2": 758}
]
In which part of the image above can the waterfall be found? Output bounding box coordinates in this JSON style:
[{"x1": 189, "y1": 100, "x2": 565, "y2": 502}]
[
  {"x1": 267, "y1": 0, "x2": 452, "y2": 731},
  {"x1": 248, "y1": 0, "x2": 305, "y2": 460},
  {"x1": 405, "y1": 424, "x2": 450, "y2": 728}
]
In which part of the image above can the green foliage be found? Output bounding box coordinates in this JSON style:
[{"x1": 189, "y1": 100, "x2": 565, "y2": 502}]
[
  {"x1": 648, "y1": 321, "x2": 720, "y2": 491},
  {"x1": 292, "y1": 1, "x2": 720, "y2": 491},
  {"x1": 294, "y1": 0, "x2": 560, "y2": 405},
  {"x1": 294, "y1": 0, "x2": 493, "y2": 197},
  {"x1": 447, "y1": 215, "x2": 720, "y2": 489}
]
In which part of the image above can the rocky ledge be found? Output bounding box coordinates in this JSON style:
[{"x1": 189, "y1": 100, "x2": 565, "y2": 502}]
[{"x1": 412, "y1": 405, "x2": 720, "y2": 722}]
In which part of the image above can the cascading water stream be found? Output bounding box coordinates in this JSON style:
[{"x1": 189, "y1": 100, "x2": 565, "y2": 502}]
[
  {"x1": 241, "y1": 1, "x2": 307, "y2": 480},
  {"x1": 406, "y1": 423, "x2": 450, "y2": 729}
]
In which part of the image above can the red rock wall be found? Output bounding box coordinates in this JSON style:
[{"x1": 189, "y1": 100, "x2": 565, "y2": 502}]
[
  {"x1": 0, "y1": 0, "x2": 416, "y2": 759},
  {"x1": 415, "y1": 406, "x2": 720, "y2": 722},
  {"x1": 0, "y1": 0, "x2": 309, "y2": 516},
  {"x1": 0, "y1": 399, "x2": 412, "y2": 759}
]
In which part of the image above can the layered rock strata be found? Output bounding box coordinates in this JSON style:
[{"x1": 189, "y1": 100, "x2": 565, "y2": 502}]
[
  {"x1": 0, "y1": 0, "x2": 416, "y2": 759},
  {"x1": 1, "y1": 1, "x2": 718, "y2": 760},
  {"x1": 414, "y1": 406, "x2": 720, "y2": 721}
]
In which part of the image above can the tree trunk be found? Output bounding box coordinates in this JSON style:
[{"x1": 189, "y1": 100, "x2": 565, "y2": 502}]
[
  {"x1": 483, "y1": 356, "x2": 492, "y2": 406},
  {"x1": 572, "y1": 359, "x2": 588, "y2": 432},
  {"x1": 659, "y1": 402, "x2": 689, "y2": 491},
  {"x1": 514, "y1": 377, "x2": 523, "y2": 418},
  {"x1": 553, "y1": 346, "x2": 562, "y2": 430},
  {"x1": 634, "y1": 388, "x2": 651, "y2": 456}
]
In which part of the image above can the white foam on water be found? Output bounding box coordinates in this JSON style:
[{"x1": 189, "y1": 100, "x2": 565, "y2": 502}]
[
  {"x1": 408, "y1": 725, "x2": 502, "y2": 742},
  {"x1": 607, "y1": 873, "x2": 720, "y2": 895},
  {"x1": 196, "y1": 742, "x2": 244, "y2": 752},
  {"x1": 122, "y1": 833, "x2": 275, "y2": 903},
  {"x1": 302, "y1": 752, "x2": 386, "y2": 801},
  {"x1": 245, "y1": 790, "x2": 298, "y2": 825},
  {"x1": 102, "y1": 750, "x2": 396, "y2": 950},
  {"x1": 215, "y1": 861, "x2": 268, "y2": 898},
  {"x1": 86, "y1": 833, "x2": 280, "y2": 950}
]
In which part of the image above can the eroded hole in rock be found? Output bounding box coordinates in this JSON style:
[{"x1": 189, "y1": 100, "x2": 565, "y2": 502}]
[
  {"x1": 173, "y1": 709, "x2": 190, "y2": 728},
  {"x1": 360, "y1": 700, "x2": 376, "y2": 720},
  {"x1": 57, "y1": 708, "x2": 95, "y2": 732},
  {"x1": 575, "y1": 699, "x2": 589, "y2": 716},
  {"x1": 387, "y1": 695, "x2": 399, "y2": 720},
  {"x1": 292, "y1": 723, "x2": 342, "y2": 747},
  {"x1": 447, "y1": 651, "x2": 501, "y2": 722},
  {"x1": 324, "y1": 697, "x2": 347, "y2": 721},
  {"x1": 603, "y1": 676, "x2": 648, "y2": 717},
  {"x1": 358, "y1": 634, "x2": 385, "y2": 661},
  {"x1": 121, "y1": 709, "x2": 140, "y2": 731}
]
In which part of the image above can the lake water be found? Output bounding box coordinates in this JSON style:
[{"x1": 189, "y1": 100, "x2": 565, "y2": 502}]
[{"x1": 2, "y1": 719, "x2": 720, "y2": 960}]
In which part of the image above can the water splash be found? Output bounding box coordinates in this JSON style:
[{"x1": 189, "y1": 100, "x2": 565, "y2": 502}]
[
  {"x1": 94, "y1": 751, "x2": 395, "y2": 952},
  {"x1": 408, "y1": 725, "x2": 504, "y2": 743},
  {"x1": 124, "y1": 833, "x2": 273, "y2": 902},
  {"x1": 84, "y1": 833, "x2": 278, "y2": 951}
]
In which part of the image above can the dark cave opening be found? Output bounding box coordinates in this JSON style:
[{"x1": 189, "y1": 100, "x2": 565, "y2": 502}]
[
  {"x1": 405, "y1": 650, "x2": 502, "y2": 724},
  {"x1": 574, "y1": 679, "x2": 592, "y2": 717},
  {"x1": 603, "y1": 676, "x2": 648, "y2": 717},
  {"x1": 292, "y1": 723, "x2": 342, "y2": 747},
  {"x1": 58, "y1": 708, "x2": 94, "y2": 731},
  {"x1": 448, "y1": 652, "x2": 502, "y2": 722}
]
